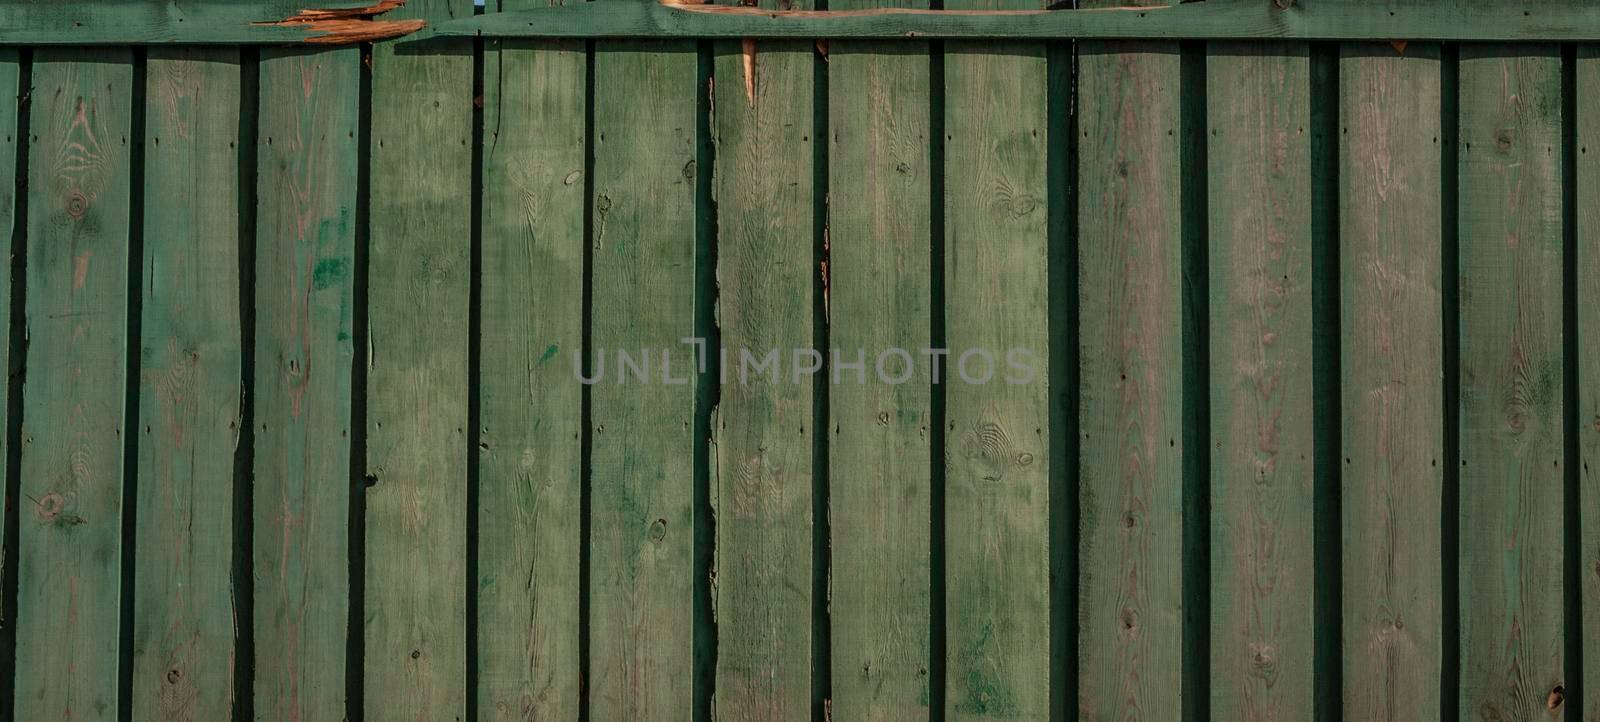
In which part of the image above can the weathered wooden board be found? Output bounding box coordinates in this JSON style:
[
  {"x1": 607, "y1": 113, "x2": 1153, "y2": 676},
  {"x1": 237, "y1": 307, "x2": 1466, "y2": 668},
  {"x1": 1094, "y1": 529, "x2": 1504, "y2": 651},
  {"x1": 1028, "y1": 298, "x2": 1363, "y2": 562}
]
[
  {"x1": 1457, "y1": 44, "x2": 1566, "y2": 721},
  {"x1": 1581, "y1": 44, "x2": 1600, "y2": 722},
  {"x1": 13, "y1": 49, "x2": 133, "y2": 722},
  {"x1": 1074, "y1": 32, "x2": 1185, "y2": 722},
  {"x1": 589, "y1": 38, "x2": 699, "y2": 722},
  {"x1": 0, "y1": 1, "x2": 422, "y2": 45},
  {"x1": 132, "y1": 47, "x2": 242, "y2": 721},
  {"x1": 1337, "y1": 43, "x2": 1444, "y2": 722},
  {"x1": 0, "y1": 49, "x2": 19, "y2": 633},
  {"x1": 365, "y1": 0, "x2": 474, "y2": 717},
  {"x1": 1205, "y1": 41, "x2": 1314, "y2": 720},
  {"x1": 476, "y1": 0, "x2": 586, "y2": 716},
  {"x1": 253, "y1": 45, "x2": 359, "y2": 722},
  {"x1": 940, "y1": 4, "x2": 1050, "y2": 718},
  {"x1": 711, "y1": 14, "x2": 816, "y2": 722},
  {"x1": 827, "y1": 0, "x2": 933, "y2": 717}
]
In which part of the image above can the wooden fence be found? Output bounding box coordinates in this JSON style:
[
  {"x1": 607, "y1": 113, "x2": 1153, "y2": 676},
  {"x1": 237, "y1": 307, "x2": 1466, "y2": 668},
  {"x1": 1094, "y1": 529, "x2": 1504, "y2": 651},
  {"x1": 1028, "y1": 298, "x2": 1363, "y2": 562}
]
[{"x1": 0, "y1": 0, "x2": 1596, "y2": 720}]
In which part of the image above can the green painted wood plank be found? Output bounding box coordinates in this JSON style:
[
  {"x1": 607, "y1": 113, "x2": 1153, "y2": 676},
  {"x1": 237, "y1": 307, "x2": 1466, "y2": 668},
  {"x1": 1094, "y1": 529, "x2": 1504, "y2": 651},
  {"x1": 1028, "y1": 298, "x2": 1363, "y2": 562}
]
[
  {"x1": 476, "y1": 0, "x2": 585, "y2": 715},
  {"x1": 0, "y1": 1, "x2": 422, "y2": 45},
  {"x1": 1337, "y1": 43, "x2": 1444, "y2": 722},
  {"x1": 588, "y1": 37, "x2": 699, "y2": 722},
  {"x1": 252, "y1": 45, "x2": 359, "y2": 722},
  {"x1": 0, "y1": 49, "x2": 19, "y2": 635},
  {"x1": 1205, "y1": 42, "x2": 1314, "y2": 721},
  {"x1": 131, "y1": 47, "x2": 242, "y2": 722},
  {"x1": 364, "y1": 0, "x2": 473, "y2": 717},
  {"x1": 1581, "y1": 44, "x2": 1600, "y2": 722},
  {"x1": 826, "y1": 0, "x2": 932, "y2": 716},
  {"x1": 940, "y1": 3, "x2": 1049, "y2": 718},
  {"x1": 1457, "y1": 44, "x2": 1566, "y2": 721},
  {"x1": 442, "y1": 0, "x2": 1600, "y2": 42},
  {"x1": 1075, "y1": 30, "x2": 1184, "y2": 722},
  {"x1": 13, "y1": 49, "x2": 133, "y2": 722},
  {"x1": 710, "y1": 9, "x2": 815, "y2": 721}
]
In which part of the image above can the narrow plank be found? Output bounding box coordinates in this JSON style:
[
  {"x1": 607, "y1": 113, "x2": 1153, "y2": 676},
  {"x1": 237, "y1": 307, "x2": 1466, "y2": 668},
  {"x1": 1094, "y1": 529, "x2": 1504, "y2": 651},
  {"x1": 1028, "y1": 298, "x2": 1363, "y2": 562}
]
[
  {"x1": 476, "y1": 0, "x2": 585, "y2": 715},
  {"x1": 13, "y1": 49, "x2": 134, "y2": 722},
  {"x1": 826, "y1": 0, "x2": 933, "y2": 716},
  {"x1": 0, "y1": 49, "x2": 19, "y2": 633},
  {"x1": 588, "y1": 37, "x2": 699, "y2": 722},
  {"x1": 365, "y1": 0, "x2": 474, "y2": 717},
  {"x1": 1457, "y1": 44, "x2": 1566, "y2": 721},
  {"x1": 1205, "y1": 42, "x2": 1314, "y2": 720},
  {"x1": 1338, "y1": 43, "x2": 1444, "y2": 722},
  {"x1": 940, "y1": 3, "x2": 1050, "y2": 719},
  {"x1": 132, "y1": 47, "x2": 242, "y2": 721},
  {"x1": 1583, "y1": 44, "x2": 1600, "y2": 722},
  {"x1": 253, "y1": 45, "x2": 359, "y2": 722},
  {"x1": 711, "y1": 10, "x2": 815, "y2": 722},
  {"x1": 1074, "y1": 26, "x2": 1185, "y2": 722}
]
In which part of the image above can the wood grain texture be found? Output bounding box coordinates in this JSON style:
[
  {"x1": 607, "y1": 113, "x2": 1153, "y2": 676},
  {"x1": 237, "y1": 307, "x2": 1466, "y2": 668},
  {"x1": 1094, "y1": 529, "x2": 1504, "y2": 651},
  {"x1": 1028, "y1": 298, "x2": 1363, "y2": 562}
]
[
  {"x1": 940, "y1": 6, "x2": 1049, "y2": 719},
  {"x1": 826, "y1": 0, "x2": 932, "y2": 716},
  {"x1": 1075, "y1": 33, "x2": 1185, "y2": 722},
  {"x1": 588, "y1": 38, "x2": 698, "y2": 722},
  {"x1": 1457, "y1": 44, "x2": 1566, "y2": 722},
  {"x1": 132, "y1": 47, "x2": 242, "y2": 722},
  {"x1": 1205, "y1": 41, "x2": 1314, "y2": 721},
  {"x1": 476, "y1": 0, "x2": 585, "y2": 716},
  {"x1": 1581, "y1": 44, "x2": 1600, "y2": 722},
  {"x1": 364, "y1": 0, "x2": 474, "y2": 717},
  {"x1": 1337, "y1": 43, "x2": 1444, "y2": 722},
  {"x1": 711, "y1": 15, "x2": 815, "y2": 722},
  {"x1": 0, "y1": 49, "x2": 18, "y2": 634},
  {"x1": 13, "y1": 49, "x2": 133, "y2": 722},
  {"x1": 0, "y1": 0, "x2": 421, "y2": 45},
  {"x1": 253, "y1": 45, "x2": 359, "y2": 722}
]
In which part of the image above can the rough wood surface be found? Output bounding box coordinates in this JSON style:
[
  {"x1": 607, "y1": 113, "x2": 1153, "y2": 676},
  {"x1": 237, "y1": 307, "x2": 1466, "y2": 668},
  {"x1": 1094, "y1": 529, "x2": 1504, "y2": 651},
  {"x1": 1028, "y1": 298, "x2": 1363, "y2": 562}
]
[
  {"x1": 711, "y1": 10, "x2": 816, "y2": 722},
  {"x1": 940, "y1": 5, "x2": 1050, "y2": 718},
  {"x1": 827, "y1": 0, "x2": 933, "y2": 716},
  {"x1": 1337, "y1": 43, "x2": 1444, "y2": 722},
  {"x1": 132, "y1": 47, "x2": 243, "y2": 722},
  {"x1": 253, "y1": 45, "x2": 360, "y2": 722},
  {"x1": 588, "y1": 37, "x2": 699, "y2": 722},
  {"x1": 476, "y1": 0, "x2": 586, "y2": 716},
  {"x1": 0, "y1": 0, "x2": 422, "y2": 44},
  {"x1": 364, "y1": 0, "x2": 474, "y2": 717},
  {"x1": 1581, "y1": 44, "x2": 1600, "y2": 722},
  {"x1": 1457, "y1": 44, "x2": 1566, "y2": 722},
  {"x1": 0, "y1": 49, "x2": 18, "y2": 634},
  {"x1": 1206, "y1": 41, "x2": 1314, "y2": 721},
  {"x1": 1075, "y1": 31, "x2": 1185, "y2": 722},
  {"x1": 13, "y1": 49, "x2": 134, "y2": 722}
]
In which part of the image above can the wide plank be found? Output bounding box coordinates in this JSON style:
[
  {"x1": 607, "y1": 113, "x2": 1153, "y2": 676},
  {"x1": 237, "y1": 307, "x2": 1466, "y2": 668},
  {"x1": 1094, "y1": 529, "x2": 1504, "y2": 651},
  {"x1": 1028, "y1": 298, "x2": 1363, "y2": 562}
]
[{"x1": 1581, "y1": 43, "x2": 1600, "y2": 722}]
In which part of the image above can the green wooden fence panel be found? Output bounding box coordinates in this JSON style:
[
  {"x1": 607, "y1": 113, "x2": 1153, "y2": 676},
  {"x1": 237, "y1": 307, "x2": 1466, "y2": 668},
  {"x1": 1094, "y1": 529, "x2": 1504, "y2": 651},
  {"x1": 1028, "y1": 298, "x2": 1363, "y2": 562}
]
[
  {"x1": 476, "y1": 0, "x2": 586, "y2": 718},
  {"x1": 1458, "y1": 44, "x2": 1567, "y2": 721},
  {"x1": 132, "y1": 46, "x2": 243, "y2": 721},
  {"x1": 15, "y1": 50, "x2": 134, "y2": 722},
  {"x1": 1582, "y1": 44, "x2": 1600, "y2": 722},
  {"x1": 710, "y1": 8, "x2": 817, "y2": 722},
  {"x1": 252, "y1": 44, "x2": 359, "y2": 721},
  {"x1": 1338, "y1": 42, "x2": 1447, "y2": 721},
  {"x1": 1206, "y1": 40, "x2": 1316, "y2": 721},
  {"x1": 0, "y1": 46, "x2": 17, "y2": 656}
]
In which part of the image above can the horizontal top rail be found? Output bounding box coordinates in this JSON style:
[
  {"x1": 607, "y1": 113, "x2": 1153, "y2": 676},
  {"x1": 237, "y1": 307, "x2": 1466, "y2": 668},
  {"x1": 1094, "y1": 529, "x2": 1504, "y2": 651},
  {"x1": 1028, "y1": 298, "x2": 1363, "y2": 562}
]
[
  {"x1": 436, "y1": 0, "x2": 1600, "y2": 41},
  {"x1": 0, "y1": 0, "x2": 422, "y2": 45}
]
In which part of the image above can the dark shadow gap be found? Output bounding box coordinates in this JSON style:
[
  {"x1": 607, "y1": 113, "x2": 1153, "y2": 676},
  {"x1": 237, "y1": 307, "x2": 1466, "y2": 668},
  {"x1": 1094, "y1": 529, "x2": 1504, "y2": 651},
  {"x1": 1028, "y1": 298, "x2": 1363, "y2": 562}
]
[
  {"x1": 0, "y1": 47, "x2": 31, "y2": 720},
  {"x1": 1561, "y1": 40, "x2": 1585, "y2": 721},
  {"x1": 232, "y1": 45, "x2": 261, "y2": 722},
  {"x1": 928, "y1": 34, "x2": 948, "y2": 722},
  {"x1": 1440, "y1": 41, "x2": 1461, "y2": 722},
  {"x1": 465, "y1": 9, "x2": 486, "y2": 721},
  {"x1": 578, "y1": 36, "x2": 596, "y2": 722},
  {"x1": 1178, "y1": 38, "x2": 1210, "y2": 722},
  {"x1": 1046, "y1": 35, "x2": 1079, "y2": 722},
  {"x1": 810, "y1": 19, "x2": 834, "y2": 722},
  {"x1": 347, "y1": 40, "x2": 375, "y2": 722},
  {"x1": 117, "y1": 47, "x2": 149, "y2": 722},
  {"x1": 692, "y1": 37, "x2": 721, "y2": 722}
]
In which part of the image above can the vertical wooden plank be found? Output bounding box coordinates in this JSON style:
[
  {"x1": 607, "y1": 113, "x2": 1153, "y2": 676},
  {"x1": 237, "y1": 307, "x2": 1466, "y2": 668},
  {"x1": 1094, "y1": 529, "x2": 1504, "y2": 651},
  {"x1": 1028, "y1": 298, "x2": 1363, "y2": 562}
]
[
  {"x1": 253, "y1": 45, "x2": 358, "y2": 722},
  {"x1": 0, "y1": 49, "x2": 19, "y2": 634},
  {"x1": 940, "y1": 5, "x2": 1049, "y2": 720},
  {"x1": 132, "y1": 47, "x2": 241, "y2": 721},
  {"x1": 1075, "y1": 31, "x2": 1184, "y2": 722},
  {"x1": 1338, "y1": 43, "x2": 1444, "y2": 722},
  {"x1": 365, "y1": 0, "x2": 474, "y2": 717},
  {"x1": 476, "y1": 0, "x2": 585, "y2": 717},
  {"x1": 1458, "y1": 44, "x2": 1566, "y2": 721},
  {"x1": 1205, "y1": 42, "x2": 1314, "y2": 720},
  {"x1": 1581, "y1": 44, "x2": 1600, "y2": 722},
  {"x1": 711, "y1": 11, "x2": 815, "y2": 722},
  {"x1": 589, "y1": 34, "x2": 698, "y2": 722},
  {"x1": 827, "y1": 0, "x2": 933, "y2": 717},
  {"x1": 13, "y1": 49, "x2": 133, "y2": 722}
]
